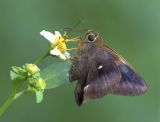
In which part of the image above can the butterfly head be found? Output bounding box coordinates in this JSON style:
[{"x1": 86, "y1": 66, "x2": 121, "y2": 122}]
[
  {"x1": 85, "y1": 30, "x2": 99, "y2": 42},
  {"x1": 80, "y1": 30, "x2": 103, "y2": 50}
]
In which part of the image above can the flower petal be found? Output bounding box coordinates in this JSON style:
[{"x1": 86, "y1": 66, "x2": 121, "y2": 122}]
[
  {"x1": 50, "y1": 47, "x2": 67, "y2": 60},
  {"x1": 64, "y1": 51, "x2": 70, "y2": 58},
  {"x1": 40, "y1": 30, "x2": 56, "y2": 43},
  {"x1": 55, "y1": 31, "x2": 61, "y2": 38}
]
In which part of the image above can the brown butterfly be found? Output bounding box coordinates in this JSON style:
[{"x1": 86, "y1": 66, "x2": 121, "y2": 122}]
[{"x1": 69, "y1": 30, "x2": 148, "y2": 106}]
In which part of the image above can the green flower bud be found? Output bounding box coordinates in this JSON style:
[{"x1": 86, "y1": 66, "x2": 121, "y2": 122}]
[
  {"x1": 37, "y1": 78, "x2": 46, "y2": 90},
  {"x1": 27, "y1": 86, "x2": 37, "y2": 92},
  {"x1": 25, "y1": 64, "x2": 40, "y2": 75},
  {"x1": 28, "y1": 77, "x2": 36, "y2": 84}
]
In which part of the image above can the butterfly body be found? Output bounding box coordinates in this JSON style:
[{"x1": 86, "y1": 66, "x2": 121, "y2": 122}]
[{"x1": 69, "y1": 30, "x2": 147, "y2": 106}]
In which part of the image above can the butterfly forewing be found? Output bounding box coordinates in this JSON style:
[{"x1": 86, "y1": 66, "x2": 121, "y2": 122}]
[{"x1": 83, "y1": 48, "x2": 121, "y2": 102}]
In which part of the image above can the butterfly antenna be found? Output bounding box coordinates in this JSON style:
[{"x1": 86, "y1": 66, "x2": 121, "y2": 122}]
[{"x1": 61, "y1": 20, "x2": 86, "y2": 34}]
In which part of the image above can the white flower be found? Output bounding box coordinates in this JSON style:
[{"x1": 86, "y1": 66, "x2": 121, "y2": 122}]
[{"x1": 40, "y1": 30, "x2": 70, "y2": 60}]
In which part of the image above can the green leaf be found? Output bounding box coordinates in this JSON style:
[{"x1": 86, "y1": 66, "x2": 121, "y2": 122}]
[
  {"x1": 10, "y1": 70, "x2": 26, "y2": 90},
  {"x1": 41, "y1": 61, "x2": 71, "y2": 89},
  {"x1": 11, "y1": 66, "x2": 26, "y2": 75},
  {"x1": 11, "y1": 66, "x2": 22, "y2": 73},
  {"x1": 10, "y1": 71, "x2": 25, "y2": 81},
  {"x1": 36, "y1": 91, "x2": 43, "y2": 103}
]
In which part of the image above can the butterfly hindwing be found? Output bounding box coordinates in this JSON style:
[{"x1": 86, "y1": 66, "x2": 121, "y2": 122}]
[
  {"x1": 104, "y1": 45, "x2": 148, "y2": 96},
  {"x1": 111, "y1": 63, "x2": 147, "y2": 96}
]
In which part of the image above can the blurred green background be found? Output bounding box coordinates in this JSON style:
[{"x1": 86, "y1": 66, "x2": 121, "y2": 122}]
[{"x1": 0, "y1": 0, "x2": 160, "y2": 122}]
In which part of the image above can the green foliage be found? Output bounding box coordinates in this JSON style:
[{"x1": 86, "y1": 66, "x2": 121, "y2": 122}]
[
  {"x1": 36, "y1": 91, "x2": 44, "y2": 103},
  {"x1": 10, "y1": 70, "x2": 26, "y2": 82},
  {"x1": 9, "y1": 61, "x2": 71, "y2": 105},
  {"x1": 10, "y1": 65, "x2": 47, "y2": 104},
  {"x1": 10, "y1": 66, "x2": 26, "y2": 81},
  {"x1": 10, "y1": 67, "x2": 26, "y2": 89},
  {"x1": 41, "y1": 61, "x2": 71, "y2": 89}
]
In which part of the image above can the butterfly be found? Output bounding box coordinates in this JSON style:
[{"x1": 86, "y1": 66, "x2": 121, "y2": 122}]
[{"x1": 69, "y1": 30, "x2": 148, "y2": 106}]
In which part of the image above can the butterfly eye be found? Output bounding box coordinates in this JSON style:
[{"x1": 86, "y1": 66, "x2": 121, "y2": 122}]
[{"x1": 88, "y1": 34, "x2": 96, "y2": 42}]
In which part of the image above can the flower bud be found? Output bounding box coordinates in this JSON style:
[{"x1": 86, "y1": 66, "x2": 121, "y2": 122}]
[
  {"x1": 25, "y1": 64, "x2": 40, "y2": 75},
  {"x1": 37, "y1": 78, "x2": 46, "y2": 90}
]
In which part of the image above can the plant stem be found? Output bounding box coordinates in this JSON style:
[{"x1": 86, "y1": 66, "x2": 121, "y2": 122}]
[
  {"x1": 13, "y1": 90, "x2": 27, "y2": 100},
  {"x1": 0, "y1": 88, "x2": 17, "y2": 116},
  {"x1": 0, "y1": 51, "x2": 50, "y2": 116},
  {"x1": 34, "y1": 51, "x2": 50, "y2": 65},
  {"x1": 0, "y1": 88, "x2": 27, "y2": 116}
]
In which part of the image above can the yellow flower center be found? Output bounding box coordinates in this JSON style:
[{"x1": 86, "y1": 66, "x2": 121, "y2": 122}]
[{"x1": 54, "y1": 36, "x2": 68, "y2": 53}]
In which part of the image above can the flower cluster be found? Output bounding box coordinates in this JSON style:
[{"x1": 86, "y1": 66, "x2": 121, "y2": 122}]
[
  {"x1": 11, "y1": 64, "x2": 46, "y2": 92},
  {"x1": 25, "y1": 64, "x2": 46, "y2": 91}
]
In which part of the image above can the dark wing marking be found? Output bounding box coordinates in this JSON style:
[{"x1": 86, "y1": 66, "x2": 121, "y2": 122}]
[
  {"x1": 112, "y1": 63, "x2": 147, "y2": 96},
  {"x1": 104, "y1": 45, "x2": 148, "y2": 96},
  {"x1": 83, "y1": 48, "x2": 121, "y2": 102}
]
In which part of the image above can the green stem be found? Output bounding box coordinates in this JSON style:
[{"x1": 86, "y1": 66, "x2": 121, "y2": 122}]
[
  {"x1": 0, "y1": 51, "x2": 50, "y2": 116},
  {"x1": 0, "y1": 87, "x2": 27, "y2": 116},
  {"x1": 0, "y1": 88, "x2": 17, "y2": 116},
  {"x1": 34, "y1": 51, "x2": 50, "y2": 65},
  {"x1": 13, "y1": 90, "x2": 27, "y2": 100}
]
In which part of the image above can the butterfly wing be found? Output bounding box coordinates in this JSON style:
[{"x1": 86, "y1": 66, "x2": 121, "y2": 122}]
[
  {"x1": 112, "y1": 63, "x2": 147, "y2": 96},
  {"x1": 104, "y1": 46, "x2": 148, "y2": 96},
  {"x1": 69, "y1": 45, "x2": 147, "y2": 105},
  {"x1": 83, "y1": 47, "x2": 121, "y2": 102},
  {"x1": 83, "y1": 46, "x2": 147, "y2": 102},
  {"x1": 69, "y1": 47, "x2": 121, "y2": 105}
]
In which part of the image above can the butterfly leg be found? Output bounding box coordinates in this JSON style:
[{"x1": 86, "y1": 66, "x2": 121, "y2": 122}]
[
  {"x1": 66, "y1": 41, "x2": 83, "y2": 51},
  {"x1": 65, "y1": 37, "x2": 81, "y2": 42}
]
